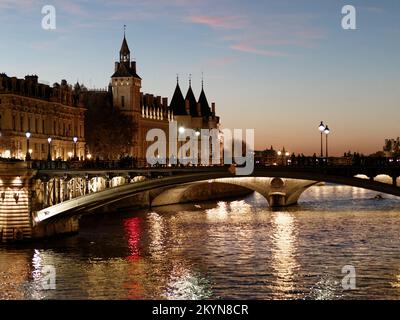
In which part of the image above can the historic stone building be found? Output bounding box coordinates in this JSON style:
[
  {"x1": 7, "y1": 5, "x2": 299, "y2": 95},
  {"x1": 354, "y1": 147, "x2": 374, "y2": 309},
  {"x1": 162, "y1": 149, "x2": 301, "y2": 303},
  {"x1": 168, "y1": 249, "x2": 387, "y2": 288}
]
[
  {"x1": 0, "y1": 32, "x2": 220, "y2": 165},
  {"x1": 110, "y1": 33, "x2": 220, "y2": 165},
  {"x1": 0, "y1": 74, "x2": 85, "y2": 160}
]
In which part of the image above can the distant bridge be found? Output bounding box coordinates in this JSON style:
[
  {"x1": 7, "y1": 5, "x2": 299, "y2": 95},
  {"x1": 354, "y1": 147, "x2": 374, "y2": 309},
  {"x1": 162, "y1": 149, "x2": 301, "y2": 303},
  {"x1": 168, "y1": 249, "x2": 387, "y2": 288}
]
[{"x1": 1, "y1": 159, "x2": 400, "y2": 242}]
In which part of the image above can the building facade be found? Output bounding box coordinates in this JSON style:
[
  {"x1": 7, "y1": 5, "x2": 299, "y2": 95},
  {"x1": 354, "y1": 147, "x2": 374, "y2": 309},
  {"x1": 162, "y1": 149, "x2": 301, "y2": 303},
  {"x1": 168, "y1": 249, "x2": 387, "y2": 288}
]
[
  {"x1": 111, "y1": 33, "x2": 220, "y2": 165},
  {"x1": 0, "y1": 75, "x2": 85, "y2": 161}
]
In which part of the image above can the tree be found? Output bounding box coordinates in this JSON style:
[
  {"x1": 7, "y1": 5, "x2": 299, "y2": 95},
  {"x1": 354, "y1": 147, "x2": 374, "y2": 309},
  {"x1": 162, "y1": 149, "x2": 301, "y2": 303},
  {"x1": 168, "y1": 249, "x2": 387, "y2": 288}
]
[{"x1": 83, "y1": 91, "x2": 135, "y2": 160}]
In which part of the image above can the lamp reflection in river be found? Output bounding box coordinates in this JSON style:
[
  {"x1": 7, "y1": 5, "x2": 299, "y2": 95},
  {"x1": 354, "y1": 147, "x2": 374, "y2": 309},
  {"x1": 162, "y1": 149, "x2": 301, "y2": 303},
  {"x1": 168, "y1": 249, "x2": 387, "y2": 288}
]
[
  {"x1": 206, "y1": 201, "x2": 228, "y2": 221},
  {"x1": 123, "y1": 217, "x2": 141, "y2": 261},
  {"x1": 163, "y1": 263, "x2": 212, "y2": 300},
  {"x1": 147, "y1": 212, "x2": 165, "y2": 258},
  {"x1": 270, "y1": 212, "x2": 299, "y2": 299}
]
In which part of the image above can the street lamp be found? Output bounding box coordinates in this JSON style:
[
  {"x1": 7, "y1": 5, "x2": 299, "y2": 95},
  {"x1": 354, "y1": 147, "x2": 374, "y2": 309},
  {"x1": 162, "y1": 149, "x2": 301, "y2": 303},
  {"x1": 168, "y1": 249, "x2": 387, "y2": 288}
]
[
  {"x1": 324, "y1": 125, "x2": 330, "y2": 160},
  {"x1": 87, "y1": 153, "x2": 92, "y2": 160},
  {"x1": 47, "y1": 137, "x2": 52, "y2": 161},
  {"x1": 25, "y1": 132, "x2": 31, "y2": 161},
  {"x1": 68, "y1": 151, "x2": 73, "y2": 160},
  {"x1": 178, "y1": 127, "x2": 185, "y2": 163},
  {"x1": 73, "y1": 136, "x2": 78, "y2": 160},
  {"x1": 318, "y1": 121, "x2": 325, "y2": 158},
  {"x1": 277, "y1": 150, "x2": 282, "y2": 165},
  {"x1": 285, "y1": 151, "x2": 290, "y2": 166}
]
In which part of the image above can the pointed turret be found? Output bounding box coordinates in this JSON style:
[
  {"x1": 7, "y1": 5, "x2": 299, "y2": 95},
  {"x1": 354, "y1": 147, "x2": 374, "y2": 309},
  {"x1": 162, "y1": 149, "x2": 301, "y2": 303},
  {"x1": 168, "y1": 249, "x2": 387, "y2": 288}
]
[
  {"x1": 185, "y1": 76, "x2": 198, "y2": 116},
  {"x1": 170, "y1": 78, "x2": 186, "y2": 115},
  {"x1": 112, "y1": 30, "x2": 141, "y2": 79},
  {"x1": 120, "y1": 25, "x2": 131, "y2": 63},
  {"x1": 119, "y1": 35, "x2": 131, "y2": 60},
  {"x1": 198, "y1": 80, "x2": 211, "y2": 117}
]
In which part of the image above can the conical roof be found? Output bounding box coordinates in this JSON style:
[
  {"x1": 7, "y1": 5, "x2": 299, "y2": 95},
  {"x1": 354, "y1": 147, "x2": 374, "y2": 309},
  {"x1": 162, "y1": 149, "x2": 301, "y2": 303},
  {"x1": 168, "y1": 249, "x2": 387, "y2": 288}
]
[
  {"x1": 185, "y1": 85, "x2": 198, "y2": 116},
  {"x1": 170, "y1": 83, "x2": 186, "y2": 115},
  {"x1": 120, "y1": 36, "x2": 130, "y2": 55},
  {"x1": 198, "y1": 88, "x2": 211, "y2": 117}
]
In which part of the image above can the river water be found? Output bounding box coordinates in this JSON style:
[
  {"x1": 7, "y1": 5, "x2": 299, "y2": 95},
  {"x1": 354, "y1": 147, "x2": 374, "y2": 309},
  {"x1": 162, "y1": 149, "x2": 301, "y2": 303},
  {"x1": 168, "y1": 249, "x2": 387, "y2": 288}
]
[{"x1": 1, "y1": 185, "x2": 400, "y2": 300}]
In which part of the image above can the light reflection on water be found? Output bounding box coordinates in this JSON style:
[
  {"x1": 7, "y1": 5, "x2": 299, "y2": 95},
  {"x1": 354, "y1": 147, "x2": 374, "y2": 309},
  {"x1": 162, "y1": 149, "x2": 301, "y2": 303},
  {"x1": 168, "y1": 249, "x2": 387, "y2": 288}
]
[
  {"x1": 1, "y1": 185, "x2": 400, "y2": 300},
  {"x1": 270, "y1": 212, "x2": 299, "y2": 299}
]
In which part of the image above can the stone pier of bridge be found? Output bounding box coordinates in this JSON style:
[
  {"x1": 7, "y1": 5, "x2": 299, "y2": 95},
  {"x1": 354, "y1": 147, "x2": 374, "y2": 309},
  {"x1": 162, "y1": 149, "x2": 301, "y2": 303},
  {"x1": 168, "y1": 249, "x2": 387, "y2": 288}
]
[{"x1": 0, "y1": 162, "x2": 84, "y2": 243}]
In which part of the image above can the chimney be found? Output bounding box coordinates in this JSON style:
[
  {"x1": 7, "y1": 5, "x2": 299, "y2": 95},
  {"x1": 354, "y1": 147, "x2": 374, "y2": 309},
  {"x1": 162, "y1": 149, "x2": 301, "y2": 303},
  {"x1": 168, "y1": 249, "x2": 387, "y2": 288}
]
[
  {"x1": 212, "y1": 102, "x2": 216, "y2": 116},
  {"x1": 156, "y1": 96, "x2": 162, "y2": 107},
  {"x1": 131, "y1": 61, "x2": 136, "y2": 73},
  {"x1": 185, "y1": 99, "x2": 190, "y2": 114},
  {"x1": 25, "y1": 75, "x2": 38, "y2": 84},
  {"x1": 197, "y1": 103, "x2": 202, "y2": 117},
  {"x1": 162, "y1": 97, "x2": 168, "y2": 108}
]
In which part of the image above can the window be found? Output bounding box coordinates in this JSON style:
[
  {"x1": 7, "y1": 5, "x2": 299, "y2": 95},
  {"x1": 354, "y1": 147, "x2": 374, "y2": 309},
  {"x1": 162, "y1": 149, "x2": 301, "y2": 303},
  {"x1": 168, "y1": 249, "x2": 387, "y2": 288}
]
[
  {"x1": 0, "y1": 114, "x2": 2, "y2": 130},
  {"x1": 53, "y1": 121, "x2": 56, "y2": 135},
  {"x1": 12, "y1": 115, "x2": 16, "y2": 131},
  {"x1": 35, "y1": 119, "x2": 38, "y2": 133},
  {"x1": 42, "y1": 119, "x2": 45, "y2": 134},
  {"x1": 28, "y1": 117, "x2": 31, "y2": 132},
  {"x1": 121, "y1": 96, "x2": 125, "y2": 108}
]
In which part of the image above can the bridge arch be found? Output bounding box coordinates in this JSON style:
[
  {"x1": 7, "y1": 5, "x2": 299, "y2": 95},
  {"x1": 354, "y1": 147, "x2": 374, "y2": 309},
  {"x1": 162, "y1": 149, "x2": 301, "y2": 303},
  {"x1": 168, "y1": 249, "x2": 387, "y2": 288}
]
[
  {"x1": 150, "y1": 177, "x2": 318, "y2": 208},
  {"x1": 33, "y1": 168, "x2": 400, "y2": 227}
]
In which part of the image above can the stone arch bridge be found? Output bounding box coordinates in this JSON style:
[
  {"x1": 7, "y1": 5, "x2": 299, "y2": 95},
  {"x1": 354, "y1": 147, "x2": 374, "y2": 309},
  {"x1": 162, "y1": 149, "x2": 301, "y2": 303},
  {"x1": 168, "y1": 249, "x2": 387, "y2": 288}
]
[{"x1": 1, "y1": 161, "x2": 400, "y2": 242}]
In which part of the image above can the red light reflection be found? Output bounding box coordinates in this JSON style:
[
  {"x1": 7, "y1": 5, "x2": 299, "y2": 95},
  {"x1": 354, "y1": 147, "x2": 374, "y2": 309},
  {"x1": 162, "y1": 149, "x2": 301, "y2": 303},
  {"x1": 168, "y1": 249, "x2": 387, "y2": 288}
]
[{"x1": 123, "y1": 217, "x2": 141, "y2": 261}]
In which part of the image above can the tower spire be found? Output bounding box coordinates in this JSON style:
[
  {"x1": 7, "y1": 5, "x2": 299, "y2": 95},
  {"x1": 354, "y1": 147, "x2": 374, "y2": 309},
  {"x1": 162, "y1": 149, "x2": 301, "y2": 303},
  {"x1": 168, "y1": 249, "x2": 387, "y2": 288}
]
[
  {"x1": 176, "y1": 73, "x2": 179, "y2": 85},
  {"x1": 189, "y1": 73, "x2": 192, "y2": 87},
  {"x1": 201, "y1": 72, "x2": 204, "y2": 90},
  {"x1": 120, "y1": 28, "x2": 130, "y2": 63}
]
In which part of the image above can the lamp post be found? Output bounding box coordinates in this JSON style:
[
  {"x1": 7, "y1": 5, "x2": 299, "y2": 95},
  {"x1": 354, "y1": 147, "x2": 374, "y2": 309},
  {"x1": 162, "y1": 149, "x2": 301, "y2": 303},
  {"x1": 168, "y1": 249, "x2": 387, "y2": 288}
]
[
  {"x1": 73, "y1": 136, "x2": 78, "y2": 160},
  {"x1": 178, "y1": 126, "x2": 185, "y2": 164},
  {"x1": 25, "y1": 132, "x2": 31, "y2": 161},
  {"x1": 318, "y1": 121, "x2": 325, "y2": 158},
  {"x1": 47, "y1": 137, "x2": 52, "y2": 161},
  {"x1": 324, "y1": 125, "x2": 330, "y2": 160}
]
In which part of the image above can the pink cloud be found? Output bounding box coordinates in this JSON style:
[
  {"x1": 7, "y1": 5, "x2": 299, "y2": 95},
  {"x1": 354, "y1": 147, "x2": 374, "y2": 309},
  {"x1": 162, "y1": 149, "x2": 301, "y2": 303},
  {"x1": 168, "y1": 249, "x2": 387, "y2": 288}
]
[
  {"x1": 207, "y1": 56, "x2": 238, "y2": 67},
  {"x1": 187, "y1": 15, "x2": 246, "y2": 30},
  {"x1": 230, "y1": 43, "x2": 288, "y2": 57}
]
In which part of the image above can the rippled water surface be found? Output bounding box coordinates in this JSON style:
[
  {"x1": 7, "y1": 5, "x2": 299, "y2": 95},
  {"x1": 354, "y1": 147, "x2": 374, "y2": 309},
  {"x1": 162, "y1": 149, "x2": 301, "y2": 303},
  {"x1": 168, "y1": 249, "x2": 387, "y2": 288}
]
[{"x1": 1, "y1": 185, "x2": 400, "y2": 300}]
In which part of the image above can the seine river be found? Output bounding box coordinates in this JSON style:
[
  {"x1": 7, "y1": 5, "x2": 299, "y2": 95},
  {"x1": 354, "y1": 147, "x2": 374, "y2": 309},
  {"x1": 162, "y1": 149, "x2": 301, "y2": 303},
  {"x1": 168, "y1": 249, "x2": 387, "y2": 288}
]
[{"x1": 1, "y1": 185, "x2": 400, "y2": 300}]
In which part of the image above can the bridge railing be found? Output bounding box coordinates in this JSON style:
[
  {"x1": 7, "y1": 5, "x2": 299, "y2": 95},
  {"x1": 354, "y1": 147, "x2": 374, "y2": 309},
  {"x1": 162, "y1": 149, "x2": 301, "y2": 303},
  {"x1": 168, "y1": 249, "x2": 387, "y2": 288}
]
[{"x1": 21, "y1": 156, "x2": 400, "y2": 171}]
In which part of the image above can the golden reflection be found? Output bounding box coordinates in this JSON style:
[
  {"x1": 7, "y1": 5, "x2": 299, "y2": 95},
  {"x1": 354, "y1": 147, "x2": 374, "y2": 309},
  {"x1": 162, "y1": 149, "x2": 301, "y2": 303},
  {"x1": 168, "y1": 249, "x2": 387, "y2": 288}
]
[
  {"x1": 390, "y1": 273, "x2": 400, "y2": 288},
  {"x1": 205, "y1": 201, "x2": 229, "y2": 220},
  {"x1": 163, "y1": 263, "x2": 212, "y2": 300},
  {"x1": 270, "y1": 212, "x2": 299, "y2": 298},
  {"x1": 229, "y1": 200, "x2": 252, "y2": 215},
  {"x1": 147, "y1": 212, "x2": 165, "y2": 258},
  {"x1": 0, "y1": 251, "x2": 31, "y2": 299}
]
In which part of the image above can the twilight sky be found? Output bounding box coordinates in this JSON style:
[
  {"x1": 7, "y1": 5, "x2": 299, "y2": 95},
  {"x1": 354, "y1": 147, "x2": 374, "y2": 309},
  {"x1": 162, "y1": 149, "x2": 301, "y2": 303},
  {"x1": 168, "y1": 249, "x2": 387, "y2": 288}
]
[{"x1": 1, "y1": 0, "x2": 399, "y2": 155}]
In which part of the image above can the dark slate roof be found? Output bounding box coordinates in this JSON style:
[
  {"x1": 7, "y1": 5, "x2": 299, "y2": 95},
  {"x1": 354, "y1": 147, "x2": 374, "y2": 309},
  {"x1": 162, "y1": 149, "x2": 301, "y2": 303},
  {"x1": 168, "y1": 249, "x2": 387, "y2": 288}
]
[
  {"x1": 120, "y1": 36, "x2": 130, "y2": 55},
  {"x1": 185, "y1": 86, "x2": 198, "y2": 116},
  {"x1": 198, "y1": 88, "x2": 211, "y2": 117},
  {"x1": 170, "y1": 83, "x2": 186, "y2": 115},
  {"x1": 111, "y1": 62, "x2": 141, "y2": 78}
]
